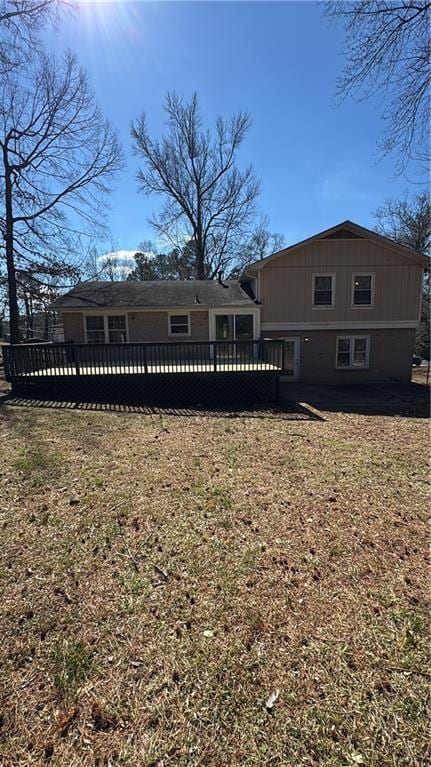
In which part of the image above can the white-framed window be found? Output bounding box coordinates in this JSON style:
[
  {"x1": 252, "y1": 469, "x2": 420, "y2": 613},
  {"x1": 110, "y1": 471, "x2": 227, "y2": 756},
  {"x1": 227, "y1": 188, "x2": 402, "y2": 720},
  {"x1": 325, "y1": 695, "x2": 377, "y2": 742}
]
[
  {"x1": 85, "y1": 315, "x2": 105, "y2": 344},
  {"x1": 85, "y1": 315, "x2": 128, "y2": 344},
  {"x1": 168, "y1": 313, "x2": 191, "y2": 336},
  {"x1": 312, "y1": 273, "x2": 335, "y2": 308},
  {"x1": 336, "y1": 336, "x2": 370, "y2": 369},
  {"x1": 352, "y1": 273, "x2": 375, "y2": 307}
]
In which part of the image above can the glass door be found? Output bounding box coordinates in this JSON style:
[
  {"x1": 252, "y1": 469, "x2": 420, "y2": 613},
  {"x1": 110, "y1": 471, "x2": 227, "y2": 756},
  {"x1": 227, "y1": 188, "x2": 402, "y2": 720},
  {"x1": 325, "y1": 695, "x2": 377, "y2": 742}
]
[
  {"x1": 234, "y1": 314, "x2": 254, "y2": 340},
  {"x1": 215, "y1": 313, "x2": 254, "y2": 341},
  {"x1": 215, "y1": 314, "x2": 234, "y2": 340},
  {"x1": 214, "y1": 313, "x2": 255, "y2": 366},
  {"x1": 282, "y1": 337, "x2": 300, "y2": 381}
]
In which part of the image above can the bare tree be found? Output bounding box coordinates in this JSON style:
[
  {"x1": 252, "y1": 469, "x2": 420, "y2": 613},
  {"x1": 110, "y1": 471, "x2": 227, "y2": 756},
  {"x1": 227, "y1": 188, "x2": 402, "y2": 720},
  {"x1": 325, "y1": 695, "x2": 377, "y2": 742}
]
[
  {"x1": 325, "y1": 1, "x2": 430, "y2": 174},
  {"x1": 374, "y1": 192, "x2": 430, "y2": 254},
  {"x1": 0, "y1": 50, "x2": 123, "y2": 342},
  {"x1": 132, "y1": 93, "x2": 260, "y2": 280},
  {"x1": 0, "y1": 0, "x2": 66, "y2": 73},
  {"x1": 236, "y1": 215, "x2": 284, "y2": 269}
]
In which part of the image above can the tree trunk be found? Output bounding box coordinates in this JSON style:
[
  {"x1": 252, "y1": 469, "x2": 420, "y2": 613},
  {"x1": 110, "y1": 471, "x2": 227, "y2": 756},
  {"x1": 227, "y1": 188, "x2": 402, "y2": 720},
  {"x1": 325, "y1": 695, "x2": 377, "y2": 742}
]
[
  {"x1": 195, "y1": 200, "x2": 205, "y2": 280},
  {"x1": 43, "y1": 311, "x2": 49, "y2": 341},
  {"x1": 3, "y1": 154, "x2": 20, "y2": 344},
  {"x1": 23, "y1": 293, "x2": 31, "y2": 339},
  {"x1": 196, "y1": 245, "x2": 205, "y2": 280}
]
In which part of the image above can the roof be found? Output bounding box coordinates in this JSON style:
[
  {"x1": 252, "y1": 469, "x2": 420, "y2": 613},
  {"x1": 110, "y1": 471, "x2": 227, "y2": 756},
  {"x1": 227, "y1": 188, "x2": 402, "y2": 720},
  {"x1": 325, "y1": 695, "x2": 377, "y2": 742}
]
[
  {"x1": 51, "y1": 280, "x2": 256, "y2": 310},
  {"x1": 243, "y1": 220, "x2": 429, "y2": 273}
]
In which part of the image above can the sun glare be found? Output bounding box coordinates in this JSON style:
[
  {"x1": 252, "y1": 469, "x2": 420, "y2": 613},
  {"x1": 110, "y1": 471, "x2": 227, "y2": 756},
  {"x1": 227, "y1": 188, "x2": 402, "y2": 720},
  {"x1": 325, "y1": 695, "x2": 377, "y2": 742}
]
[{"x1": 75, "y1": 0, "x2": 149, "y2": 67}]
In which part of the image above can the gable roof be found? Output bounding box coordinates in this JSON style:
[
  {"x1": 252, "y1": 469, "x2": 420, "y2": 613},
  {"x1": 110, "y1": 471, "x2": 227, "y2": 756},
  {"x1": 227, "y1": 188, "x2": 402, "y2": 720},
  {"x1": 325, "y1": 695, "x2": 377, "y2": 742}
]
[
  {"x1": 51, "y1": 280, "x2": 256, "y2": 310},
  {"x1": 244, "y1": 220, "x2": 429, "y2": 272}
]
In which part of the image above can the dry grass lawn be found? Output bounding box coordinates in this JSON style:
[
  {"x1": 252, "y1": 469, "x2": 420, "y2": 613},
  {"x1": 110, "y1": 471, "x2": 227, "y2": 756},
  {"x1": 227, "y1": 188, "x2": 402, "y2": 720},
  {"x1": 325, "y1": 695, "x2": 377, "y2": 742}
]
[{"x1": 0, "y1": 402, "x2": 429, "y2": 766}]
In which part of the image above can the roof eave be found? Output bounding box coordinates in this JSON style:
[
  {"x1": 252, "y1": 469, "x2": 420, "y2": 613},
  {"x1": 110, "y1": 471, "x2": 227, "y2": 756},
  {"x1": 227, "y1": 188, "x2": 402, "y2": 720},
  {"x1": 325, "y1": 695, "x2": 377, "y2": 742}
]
[{"x1": 53, "y1": 300, "x2": 256, "y2": 312}]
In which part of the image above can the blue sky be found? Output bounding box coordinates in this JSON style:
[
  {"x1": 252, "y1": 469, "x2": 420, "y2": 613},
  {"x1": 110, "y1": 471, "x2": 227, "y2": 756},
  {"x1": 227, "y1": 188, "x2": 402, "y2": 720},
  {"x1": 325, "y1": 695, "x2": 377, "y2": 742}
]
[{"x1": 43, "y1": 1, "x2": 422, "y2": 255}]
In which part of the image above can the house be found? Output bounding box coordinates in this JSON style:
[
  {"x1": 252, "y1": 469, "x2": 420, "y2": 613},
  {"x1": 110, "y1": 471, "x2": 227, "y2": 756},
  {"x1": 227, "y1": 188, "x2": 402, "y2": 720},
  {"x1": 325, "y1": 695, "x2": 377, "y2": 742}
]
[{"x1": 52, "y1": 220, "x2": 427, "y2": 384}]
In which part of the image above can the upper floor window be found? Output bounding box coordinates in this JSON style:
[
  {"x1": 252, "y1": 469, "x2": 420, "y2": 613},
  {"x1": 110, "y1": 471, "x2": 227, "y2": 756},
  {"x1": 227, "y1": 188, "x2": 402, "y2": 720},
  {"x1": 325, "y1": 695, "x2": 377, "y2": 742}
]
[
  {"x1": 169, "y1": 313, "x2": 191, "y2": 336},
  {"x1": 336, "y1": 336, "x2": 370, "y2": 369},
  {"x1": 352, "y1": 273, "x2": 374, "y2": 307},
  {"x1": 312, "y1": 273, "x2": 335, "y2": 308},
  {"x1": 85, "y1": 315, "x2": 127, "y2": 344}
]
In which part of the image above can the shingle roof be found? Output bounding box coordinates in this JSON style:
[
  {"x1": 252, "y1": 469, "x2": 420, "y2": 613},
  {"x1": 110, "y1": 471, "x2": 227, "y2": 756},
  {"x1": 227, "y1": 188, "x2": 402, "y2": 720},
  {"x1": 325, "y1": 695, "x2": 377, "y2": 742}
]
[{"x1": 51, "y1": 280, "x2": 256, "y2": 310}]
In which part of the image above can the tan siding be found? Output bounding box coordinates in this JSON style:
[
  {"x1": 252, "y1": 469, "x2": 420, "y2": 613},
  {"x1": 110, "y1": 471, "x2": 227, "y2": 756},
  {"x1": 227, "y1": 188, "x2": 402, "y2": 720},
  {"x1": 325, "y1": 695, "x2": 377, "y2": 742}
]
[
  {"x1": 128, "y1": 310, "x2": 209, "y2": 342},
  {"x1": 62, "y1": 312, "x2": 84, "y2": 343},
  {"x1": 259, "y1": 240, "x2": 423, "y2": 323},
  {"x1": 264, "y1": 328, "x2": 415, "y2": 383}
]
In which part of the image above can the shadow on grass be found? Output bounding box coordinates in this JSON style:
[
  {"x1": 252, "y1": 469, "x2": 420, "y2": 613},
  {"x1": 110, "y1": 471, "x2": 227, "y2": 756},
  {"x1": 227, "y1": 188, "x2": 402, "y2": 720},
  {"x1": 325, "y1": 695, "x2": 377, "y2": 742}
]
[
  {"x1": 280, "y1": 382, "x2": 430, "y2": 419},
  {"x1": 1, "y1": 393, "x2": 323, "y2": 422}
]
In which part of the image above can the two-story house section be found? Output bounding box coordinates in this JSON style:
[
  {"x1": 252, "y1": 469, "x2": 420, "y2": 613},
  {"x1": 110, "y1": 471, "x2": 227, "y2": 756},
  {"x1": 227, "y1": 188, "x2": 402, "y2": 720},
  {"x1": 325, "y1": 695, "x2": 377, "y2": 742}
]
[{"x1": 243, "y1": 220, "x2": 428, "y2": 383}]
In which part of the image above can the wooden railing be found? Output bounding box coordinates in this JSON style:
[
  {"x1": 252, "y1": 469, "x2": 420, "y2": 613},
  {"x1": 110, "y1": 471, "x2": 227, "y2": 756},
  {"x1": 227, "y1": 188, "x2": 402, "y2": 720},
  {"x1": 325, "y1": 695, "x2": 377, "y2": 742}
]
[{"x1": 2, "y1": 339, "x2": 284, "y2": 381}]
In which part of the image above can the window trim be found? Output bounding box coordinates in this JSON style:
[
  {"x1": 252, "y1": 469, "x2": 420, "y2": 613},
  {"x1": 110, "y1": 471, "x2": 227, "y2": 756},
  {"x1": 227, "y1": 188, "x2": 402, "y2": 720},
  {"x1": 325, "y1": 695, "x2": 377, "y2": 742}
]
[
  {"x1": 83, "y1": 313, "x2": 129, "y2": 344},
  {"x1": 168, "y1": 311, "x2": 191, "y2": 337},
  {"x1": 312, "y1": 272, "x2": 336, "y2": 309},
  {"x1": 351, "y1": 272, "x2": 375, "y2": 308},
  {"x1": 209, "y1": 308, "x2": 260, "y2": 341},
  {"x1": 335, "y1": 335, "x2": 370, "y2": 370}
]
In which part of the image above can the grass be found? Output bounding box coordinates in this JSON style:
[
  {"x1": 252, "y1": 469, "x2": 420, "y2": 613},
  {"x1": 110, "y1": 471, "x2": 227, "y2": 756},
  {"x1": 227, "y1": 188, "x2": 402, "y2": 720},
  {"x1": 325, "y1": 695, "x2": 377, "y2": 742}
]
[
  {"x1": 0, "y1": 402, "x2": 429, "y2": 766},
  {"x1": 52, "y1": 640, "x2": 95, "y2": 699}
]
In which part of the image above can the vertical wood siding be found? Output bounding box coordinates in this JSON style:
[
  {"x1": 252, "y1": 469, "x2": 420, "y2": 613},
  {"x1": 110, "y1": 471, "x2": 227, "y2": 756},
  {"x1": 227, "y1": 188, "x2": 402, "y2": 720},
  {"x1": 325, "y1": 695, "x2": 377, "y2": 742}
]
[{"x1": 259, "y1": 240, "x2": 423, "y2": 323}]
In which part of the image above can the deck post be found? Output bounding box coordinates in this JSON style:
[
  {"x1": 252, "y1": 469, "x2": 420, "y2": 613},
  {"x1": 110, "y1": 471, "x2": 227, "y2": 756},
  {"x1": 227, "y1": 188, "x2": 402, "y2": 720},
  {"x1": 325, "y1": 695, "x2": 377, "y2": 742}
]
[
  {"x1": 213, "y1": 343, "x2": 217, "y2": 373},
  {"x1": 2, "y1": 347, "x2": 11, "y2": 382},
  {"x1": 275, "y1": 372, "x2": 280, "y2": 405},
  {"x1": 143, "y1": 344, "x2": 148, "y2": 374},
  {"x1": 71, "y1": 345, "x2": 80, "y2": 376}
]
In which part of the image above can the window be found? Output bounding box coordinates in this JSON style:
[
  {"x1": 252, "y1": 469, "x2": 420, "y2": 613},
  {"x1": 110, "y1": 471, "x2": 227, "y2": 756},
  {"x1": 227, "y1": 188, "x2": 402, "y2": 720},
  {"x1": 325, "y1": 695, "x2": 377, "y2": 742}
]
[
  {"x1": 86, "y1": 315, "x2": 105, "y2": 344},
  {"x1": 169, "y1": 313, "x2": 190, "y2": 336},
  {"x1": 352, "y1": 273, "x2": 374, "y2": 306},
  {"x1": 85, "y1": 315, "x2": 127, "y2": 344},
  {"x1": 313, "y1": 274, "x2": 335, "y2": 308},
  {"x1": 336, "y1": 336, "x2": 370, "y2": 369},
  {"x1": 108, "y1": 315, "x2": 127, "y2": 343},
  {"x1": 215, "y1": 313, "x2": 254, "y2": 341}
]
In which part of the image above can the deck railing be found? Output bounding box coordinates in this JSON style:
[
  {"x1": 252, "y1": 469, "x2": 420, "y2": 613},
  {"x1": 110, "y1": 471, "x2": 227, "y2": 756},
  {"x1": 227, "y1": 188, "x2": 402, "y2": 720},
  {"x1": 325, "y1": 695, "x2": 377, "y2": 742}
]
[{"x1": 2, "y1": 339, "x2": 284, "y2": 381}]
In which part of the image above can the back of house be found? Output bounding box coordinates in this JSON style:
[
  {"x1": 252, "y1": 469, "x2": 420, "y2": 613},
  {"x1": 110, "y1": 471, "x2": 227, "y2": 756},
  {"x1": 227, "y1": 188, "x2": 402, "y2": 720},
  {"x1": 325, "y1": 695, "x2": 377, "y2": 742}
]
[
  {"x1": 243, "y1": 220, "x2": 426, "y2": 383},
  {"x1": 53, "y1": 220, "x2": 427, "y2": 384}
]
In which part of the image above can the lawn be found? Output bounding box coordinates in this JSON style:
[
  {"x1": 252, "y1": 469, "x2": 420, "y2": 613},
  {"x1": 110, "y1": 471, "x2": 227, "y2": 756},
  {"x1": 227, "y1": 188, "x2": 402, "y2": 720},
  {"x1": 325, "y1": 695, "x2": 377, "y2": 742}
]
[{"x1": 0, "y1": 402, "x2": 429, "y2": 766}]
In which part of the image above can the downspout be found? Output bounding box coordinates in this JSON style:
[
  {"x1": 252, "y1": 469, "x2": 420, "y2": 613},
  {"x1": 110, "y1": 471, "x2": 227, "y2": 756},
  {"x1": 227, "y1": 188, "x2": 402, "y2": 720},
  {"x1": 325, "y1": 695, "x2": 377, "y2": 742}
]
[{"x1": 241, "y1": 268, "x2": 260, "y2": 339}]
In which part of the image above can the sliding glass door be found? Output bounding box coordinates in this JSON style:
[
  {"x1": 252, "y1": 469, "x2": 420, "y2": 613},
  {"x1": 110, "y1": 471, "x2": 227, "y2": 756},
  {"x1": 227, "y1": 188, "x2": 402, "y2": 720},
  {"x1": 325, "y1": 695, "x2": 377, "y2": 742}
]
[{"x1": 215, "y1": 313, "x2": 254, "y2": 341}]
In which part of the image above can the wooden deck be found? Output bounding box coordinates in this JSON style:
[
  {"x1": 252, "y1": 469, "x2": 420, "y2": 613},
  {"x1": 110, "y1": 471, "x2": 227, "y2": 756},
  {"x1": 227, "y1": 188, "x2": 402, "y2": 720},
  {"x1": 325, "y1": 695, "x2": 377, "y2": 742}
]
[{"x1": 2, "y1": 340, "x2": 284, "y2": 405}]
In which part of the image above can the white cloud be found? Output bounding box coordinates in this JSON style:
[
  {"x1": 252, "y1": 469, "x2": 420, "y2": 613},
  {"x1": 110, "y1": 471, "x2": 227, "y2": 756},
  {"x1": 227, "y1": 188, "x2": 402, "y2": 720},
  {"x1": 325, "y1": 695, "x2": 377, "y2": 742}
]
[{"x1": 98, "y1": 250, "x2": 138, "y2": 263}]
